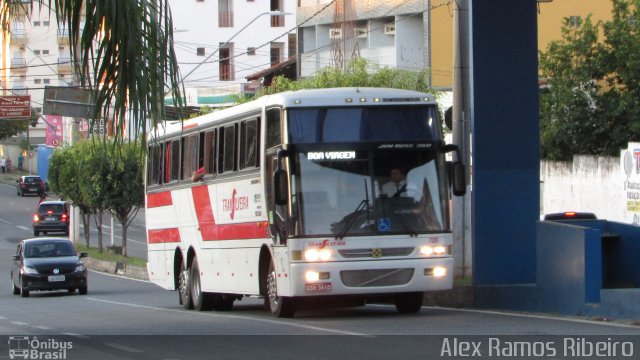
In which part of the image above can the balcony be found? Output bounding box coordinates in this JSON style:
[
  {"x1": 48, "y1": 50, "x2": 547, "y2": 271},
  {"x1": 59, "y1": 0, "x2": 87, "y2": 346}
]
[
  {"x1": 57, "y1": 28, "x2": 69, "y2": 44},
  {"x1": 10, "y1": 28, "x2": 28, "y2": 45},
  {"x1": 10, "y1": 58, "x2": 27, "y2": 72},
  {"x1": 58, "y1": 57, "x2": 73, "y2": 73}
]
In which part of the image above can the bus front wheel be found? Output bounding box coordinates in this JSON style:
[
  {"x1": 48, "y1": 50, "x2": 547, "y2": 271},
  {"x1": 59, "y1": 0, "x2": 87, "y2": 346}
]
[
  {"x1": 266, "y1": 260, "x2": 296, "y2": 318},
  {"x1": 190, "y1": 258, "x2": 214, "y2": 311},
  {"x1": 394, "y1": 292, "x2": 424, "y2": 313}
]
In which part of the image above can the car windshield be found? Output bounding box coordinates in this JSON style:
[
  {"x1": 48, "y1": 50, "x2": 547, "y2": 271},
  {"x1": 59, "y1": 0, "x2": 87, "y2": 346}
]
[
  {"x1": 25, "y1": 177, "x2": 40, "y2": 184},
  {"x1": 25, "y1": 242, "x2": 76, "y2": 258}
]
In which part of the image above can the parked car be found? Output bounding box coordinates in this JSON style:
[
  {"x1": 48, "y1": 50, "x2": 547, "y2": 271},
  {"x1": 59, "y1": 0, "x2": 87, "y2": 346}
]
[
  {"x1": 33, "y1": 201, "x2": 70, "y2": 236},
  {"x1": 11, "y1": 238, "x2": 88, "y2": 297},
  {"x1": 16, "y1": 176, "x2": 45, "y2": 197}
]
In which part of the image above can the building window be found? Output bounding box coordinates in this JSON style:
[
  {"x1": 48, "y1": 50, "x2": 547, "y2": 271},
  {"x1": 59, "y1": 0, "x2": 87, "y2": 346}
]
[
  {"x1": 218, "y1": 0, "x2": 234, "y2": 27},
  {"x1": 247, "y1": 47, "x2": 256, "y2": 56},
  {"x1": 43, "y1": 50, "x2": 49, "y2": 55},
  {"x1": 33, "y1": 50, "x2": 41, "y2": 55},
  {"x1": 219, "y1": 45, "x2": 234, "y2": 81},
  {"x1": 34, "y1": 21, "x2": 40, "y2": 26},
  {"x1": 197, "y1": 47, "x2": 205, "y2": 56},
  {"x1": 43, "y1": 21, "x2": 50, "y2": 26},
  {"x1": 270, "y1": 47, "x2": 281, "y2": 66},
  {"x1": 568, "y1": 16, "x2": 581, "y2": 27},
  {"x1": 34, "y1": 79, "x2": 41, "y2": 84},
  {"x1": 43, "y1": 79, "x2": 50, "y2": 84}
]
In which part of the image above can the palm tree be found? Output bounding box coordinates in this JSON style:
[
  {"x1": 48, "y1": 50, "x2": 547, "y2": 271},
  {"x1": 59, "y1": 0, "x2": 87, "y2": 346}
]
[{"x1": 1, "y1": 0, "x2": 184, "y2": 145}]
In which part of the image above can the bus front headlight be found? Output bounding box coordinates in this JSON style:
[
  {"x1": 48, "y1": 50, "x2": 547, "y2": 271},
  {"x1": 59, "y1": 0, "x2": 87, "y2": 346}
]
[{"x1": 304, "y1": 248, "x2": 331, "y2": 261}]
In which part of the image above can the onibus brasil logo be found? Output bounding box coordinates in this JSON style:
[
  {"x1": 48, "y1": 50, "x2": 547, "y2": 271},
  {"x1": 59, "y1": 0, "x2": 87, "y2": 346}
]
[{"x1": 8, "y1": 336, "x2": 72, "y2": 359}]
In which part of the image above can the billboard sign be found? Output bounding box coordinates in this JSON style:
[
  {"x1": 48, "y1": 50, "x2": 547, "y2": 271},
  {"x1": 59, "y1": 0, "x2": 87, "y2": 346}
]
[{"x1": 0, "y1": 95, "x2": 31, "y2": 119}]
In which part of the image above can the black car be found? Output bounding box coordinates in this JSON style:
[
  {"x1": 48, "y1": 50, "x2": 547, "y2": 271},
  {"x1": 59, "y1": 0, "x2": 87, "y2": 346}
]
[
  {"x1": 33, "y1": 201, "x2": 70, "y2": 236},
  {"x1": 16, "y1": 175, "x2": 45, "y2": 197},
  {"x1": 11, "y1": 238, "x2": 88, "y2": 297}
]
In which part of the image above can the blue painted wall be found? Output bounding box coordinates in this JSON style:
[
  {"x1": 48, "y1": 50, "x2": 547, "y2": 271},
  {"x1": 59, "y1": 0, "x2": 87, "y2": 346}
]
[
  {"x1": 36, "y1": 145, "x2": 53, "y2": 182},
  {"x1": 471, "y1": 0, "x2": 540, "y2": 285}
]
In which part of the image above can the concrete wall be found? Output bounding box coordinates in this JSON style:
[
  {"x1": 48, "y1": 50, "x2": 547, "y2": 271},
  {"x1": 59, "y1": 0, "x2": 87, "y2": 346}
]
[{"x1": 541, "y1": 156, "x2": 626, "y2": 223}]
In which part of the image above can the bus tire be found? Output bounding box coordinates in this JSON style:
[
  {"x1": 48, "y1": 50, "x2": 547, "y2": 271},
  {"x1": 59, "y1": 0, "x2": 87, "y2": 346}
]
[
  {"x1": 179, "y1": 260, "x2": 194, "y2": 310},
  {"x1": 190, "y1": 258, "x2": 214, "y2": 311},
  {"x1": 394, "y1": 292, "x2": 424, "y2": 313},
  {"x1": 265, "y1": 260, "x2": 296, "y2": 318}
]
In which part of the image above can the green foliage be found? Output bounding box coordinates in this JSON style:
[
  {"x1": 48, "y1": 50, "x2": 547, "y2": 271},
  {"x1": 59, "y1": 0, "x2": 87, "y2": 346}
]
[
  {"x1": 539, "y1": 0, "x2": 640, "y2": 160},
  {"x1": 0, "y1": 119, "x2": 28, "y2": 141},
  {"x1": 237, "y1": 58, "x2": 436, "y2": 104}
]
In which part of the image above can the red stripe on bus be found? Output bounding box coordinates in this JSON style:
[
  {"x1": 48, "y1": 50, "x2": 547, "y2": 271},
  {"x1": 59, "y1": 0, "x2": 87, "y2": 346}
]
[
  {"x1": 192, "y1": 185, "x2": 218, "y2": 240},
  {"x1": 148, "y1": 228, "x2": 181, "y2": 243},
  {"x1": 191, "y1": 185, "x2": 267, "y2": 241},
  {"x1": 147, "y1": 191, "x2": 173, "y2": 208}
]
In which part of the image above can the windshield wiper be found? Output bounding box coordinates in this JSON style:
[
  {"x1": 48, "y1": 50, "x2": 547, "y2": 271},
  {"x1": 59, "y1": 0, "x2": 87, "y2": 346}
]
[{"x1": 335, "y1": 179, "x2": 372, "y2": 240}]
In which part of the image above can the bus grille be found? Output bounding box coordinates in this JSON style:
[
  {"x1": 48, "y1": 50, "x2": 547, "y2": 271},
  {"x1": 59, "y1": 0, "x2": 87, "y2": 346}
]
[
  {"x1": 340, "y1": 268, "x2": 414, "y2": 287},
  {"x1": 338, "y1": 247, "x2": 414, "y2": 258}
]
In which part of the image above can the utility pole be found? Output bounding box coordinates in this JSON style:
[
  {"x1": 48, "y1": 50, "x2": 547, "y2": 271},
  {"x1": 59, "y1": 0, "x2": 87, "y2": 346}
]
[{"x1": 452, "y1": 0, "x2": 472, "y2": 279}]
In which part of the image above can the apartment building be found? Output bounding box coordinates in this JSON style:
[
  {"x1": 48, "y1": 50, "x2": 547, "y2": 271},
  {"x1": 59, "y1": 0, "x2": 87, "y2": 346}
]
[
  {"x1": 168, "y1": 0, "x2": 297, "y2": 106},
  {"x1": 1, "y1": 3, "x2": 78, "y2": 146}
]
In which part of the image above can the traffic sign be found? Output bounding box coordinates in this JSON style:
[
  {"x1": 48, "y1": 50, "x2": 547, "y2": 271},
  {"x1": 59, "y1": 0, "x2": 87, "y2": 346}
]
[{"x1": 0, "y1": 95, "x2": 31, "y2": 119}]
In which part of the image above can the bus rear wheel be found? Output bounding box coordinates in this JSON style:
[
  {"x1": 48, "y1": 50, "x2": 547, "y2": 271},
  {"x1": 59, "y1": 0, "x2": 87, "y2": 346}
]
[
  {"x1": 265, "y1": 260, "x2": 296, "y2": 318},
  {"x1": 394, "y1": 292, "x2": 424, "y2": 313},
  {"x1": 190, "y1": 258, "x2": 214, "y2": 311},
  {"x1": 178, "y1": 260, "x2": 193, "y2": 310}
]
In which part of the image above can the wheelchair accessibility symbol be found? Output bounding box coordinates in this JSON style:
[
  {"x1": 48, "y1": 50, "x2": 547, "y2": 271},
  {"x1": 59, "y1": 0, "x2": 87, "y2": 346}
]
[{"x1": 377, "y1": 218, "x2": 391, "y2": 232}]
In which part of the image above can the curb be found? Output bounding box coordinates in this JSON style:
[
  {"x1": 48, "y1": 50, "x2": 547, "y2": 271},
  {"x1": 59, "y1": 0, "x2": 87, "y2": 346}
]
[
  {"x1": 424, "y1": 285, "x2": 474, "y2": 308},
  {"x1": 85, "y1": 258, "x2": 149, "y2": 281}
]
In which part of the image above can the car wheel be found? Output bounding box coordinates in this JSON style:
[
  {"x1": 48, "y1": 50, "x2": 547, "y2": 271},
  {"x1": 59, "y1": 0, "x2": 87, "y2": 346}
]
[
  {"x1": 79, "y1": 286, "x2": 87, "y2": 295},
  {"x1": 394, "y1": 292, "x2": 424, "y2": 313},
  {"x1": 265, "y1": 260, "x2": 296, "y2": 318},
  {"x1": 33, "y1": 230, "x2": 39, "y2": 236},
  {"x1": 20, "y1": 281, "x2": 29, "y2": 298},
  {"x1": 190, "y1": 258, "x2": 214, "y2": 311},
  {"x1": 178, "y1": 260, "x2": 193, "y2": 310},
  {"x1": 12, "y1": 280, "x2": 20, "y2": 295}
]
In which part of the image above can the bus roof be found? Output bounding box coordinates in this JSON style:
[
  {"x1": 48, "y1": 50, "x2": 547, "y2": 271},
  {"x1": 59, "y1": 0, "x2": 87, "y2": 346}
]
[{"x1": 152, "y1": 87, "x2": 437, "y2": 139}]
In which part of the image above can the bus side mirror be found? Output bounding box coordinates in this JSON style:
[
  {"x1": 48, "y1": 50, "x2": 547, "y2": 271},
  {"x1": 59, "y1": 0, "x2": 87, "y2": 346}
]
[
  {"x1": 274, "y1": 169, "x2": 288, "y2": 206},
  {"x1": 452, "y1": 161, "x2": 466, "y2": 196}
]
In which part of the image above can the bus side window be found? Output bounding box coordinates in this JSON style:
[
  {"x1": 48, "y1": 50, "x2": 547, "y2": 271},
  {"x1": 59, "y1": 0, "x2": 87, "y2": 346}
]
[
  {"x1": 164, "y1": 141, "x2": 172, "y2": 183},
  {"x1": 240, "y1": 118, "x2": 259, "y2": 170},
  {"x1": 147, "y1": 144, "x2": 163, "y2": 186},
  {"x1": 204, "y1": 130, "x2": 216, "y2": 176},
  {"x1": 170, "y1": 139, "x2": 180, "y2": 182},
  {"x1": 181, "y1": 134, "x2": 198, "y2": 181},
  {"x1": 198, "y1": 132, "x2": 205, "y2": 170},
  {"x1": 265, "y1": 108, "x2": 281, "y2": 149},
  {"x1": 219, "y1": 124, "x2": 237, "y2": 174}
]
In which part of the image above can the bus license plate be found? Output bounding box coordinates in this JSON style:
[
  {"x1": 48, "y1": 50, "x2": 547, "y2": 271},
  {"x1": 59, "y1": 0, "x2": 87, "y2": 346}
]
[
  {"x1": 305, "y1": 283, "x2": 331, "y2": 293},
  {"x1": 48, "y1": 275, "x2": 65, "y2": 282}
]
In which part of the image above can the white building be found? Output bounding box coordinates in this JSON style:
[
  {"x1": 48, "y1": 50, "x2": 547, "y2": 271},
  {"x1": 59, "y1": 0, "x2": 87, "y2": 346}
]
[
  {"x1": 168, "y1": 0, "x2": 297, "y2": 107},
  {"x1": 2, "y1": 3, "x2": 79, "y2": 145},
  {"x1": 297, "y1": 0, "x2": 430, "y2": 79}
]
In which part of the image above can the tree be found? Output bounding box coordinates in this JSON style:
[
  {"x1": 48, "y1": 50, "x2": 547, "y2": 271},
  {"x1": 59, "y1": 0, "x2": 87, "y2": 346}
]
[
  {"x1": 1, "y1": 1, "x2": 184, "y2": 145},
  {"x1": 239, "y1": 58, "x2": 435, "y2": 102},
  {"x1": 539, "y1": 0, "x2": 640, "y2": 160},
  {"x1": 103, "y1": 141, "x2": 145, "y2": 257}
]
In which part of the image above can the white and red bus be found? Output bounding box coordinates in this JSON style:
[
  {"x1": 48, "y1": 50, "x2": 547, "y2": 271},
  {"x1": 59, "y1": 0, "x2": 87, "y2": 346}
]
[{"x1": 145, "y1": 87, "x2": 466, "y2": 317}]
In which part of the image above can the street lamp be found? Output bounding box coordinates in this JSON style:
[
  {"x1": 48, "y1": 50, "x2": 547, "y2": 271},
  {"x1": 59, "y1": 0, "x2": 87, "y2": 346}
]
[{"x1": 179, "y1": 10, "x2": 292, "y2": 84}]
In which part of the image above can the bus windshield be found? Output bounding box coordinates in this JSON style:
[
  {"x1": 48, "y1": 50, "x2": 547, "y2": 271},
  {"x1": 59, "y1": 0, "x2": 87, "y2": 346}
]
[{"x1": 286, "y1": 105, "x2": 449, "y2": 238}]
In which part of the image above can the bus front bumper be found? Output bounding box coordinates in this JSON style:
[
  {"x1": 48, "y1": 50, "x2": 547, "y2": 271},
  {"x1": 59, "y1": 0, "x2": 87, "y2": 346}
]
[{"x1": 287, "y1": 256, "x2": 453, "y2": 297}]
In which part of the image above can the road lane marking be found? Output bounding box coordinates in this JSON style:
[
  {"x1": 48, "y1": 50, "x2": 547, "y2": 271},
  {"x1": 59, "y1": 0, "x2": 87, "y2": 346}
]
[
  {"x1": 16, "y1": 225, "x2": 30, "y2": 231},
  {"x1": 0, "y1": 219, "x2": 11, "y2": 225},
  {"x1": 105, "y1": 343, "x2": 144, "y2": 353},
  {"x1": 33, "y1": 326, "x2": 52, "y2": 330},
  {"x1": 85, "y1": 297, "x2": 369, "y2": 336},
  {"x1": 11, "y1": 321, "x2": 29, "y2": 326},
  {"x1": 369, "y1": 304, "x2": 640, "y2": 329},
  {"x1": 62, "y1": 332, "x2": 89, "y2": 339}
]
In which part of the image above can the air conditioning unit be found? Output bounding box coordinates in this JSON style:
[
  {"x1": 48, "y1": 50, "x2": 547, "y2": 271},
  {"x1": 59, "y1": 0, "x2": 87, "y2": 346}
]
[
  {"x1": 384, "y1": 24, "x2": 396, "y2": 35},
  {"x1": 329, "y1": 28, "x2": 342, "y2": 39},
  {"x1": 354, "y1": 28, "x2": 367, "y2": 38}
]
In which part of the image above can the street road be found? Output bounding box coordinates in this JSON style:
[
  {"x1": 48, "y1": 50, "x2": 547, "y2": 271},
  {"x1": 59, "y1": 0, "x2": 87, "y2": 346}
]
[{"x1": 1, "y1": 182, "x2": 639, "y2": 359}]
